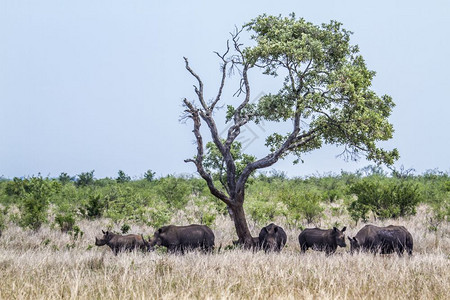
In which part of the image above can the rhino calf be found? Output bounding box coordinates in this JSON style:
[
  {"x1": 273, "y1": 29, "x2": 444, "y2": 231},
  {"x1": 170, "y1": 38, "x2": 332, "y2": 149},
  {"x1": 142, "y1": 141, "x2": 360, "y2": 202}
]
[
  {"x1": 148, "y1": 224, "x2": 215, "y2": 254},
  {"x1": 298, "y1": 226, "x2": 347, "y2": 255},
  {"x1": 259, "y1": 223, "x2": 287, "y2": 252},
  {"x1": 348, "y1": 225, "x2": 413, "y2": 256},
  {"x1": 95, "y1": 230, "x2": 148, "y2": 255}
]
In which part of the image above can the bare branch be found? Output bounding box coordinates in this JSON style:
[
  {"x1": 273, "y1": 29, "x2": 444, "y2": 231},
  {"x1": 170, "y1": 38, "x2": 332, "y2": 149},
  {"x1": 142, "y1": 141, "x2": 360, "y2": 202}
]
[
  {"x1": 184, "y1": 57, "x2": 208, "y2": 111},
  {"x1": 183, "y1": 98, "x2": 232, "y2": 205},
  {"x1": 211, "y1": 41, "x2": 230, "y2": 111}
]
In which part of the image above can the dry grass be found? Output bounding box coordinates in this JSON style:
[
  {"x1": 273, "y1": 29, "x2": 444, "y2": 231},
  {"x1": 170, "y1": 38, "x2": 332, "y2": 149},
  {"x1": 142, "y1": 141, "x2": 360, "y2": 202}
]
[{"x1": 0, "y1": 205, "x2": 449, "y2": 299}]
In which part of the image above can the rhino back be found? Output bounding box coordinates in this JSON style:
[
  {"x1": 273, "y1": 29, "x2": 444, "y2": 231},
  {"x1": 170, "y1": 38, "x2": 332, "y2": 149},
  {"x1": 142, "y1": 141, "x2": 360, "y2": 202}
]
[
  {"x1": 161, "y1": 225, "x2": 214, "y2": 247},
  {"x1": 299, "y1": 228, "x2": 332, "y2": 246}
]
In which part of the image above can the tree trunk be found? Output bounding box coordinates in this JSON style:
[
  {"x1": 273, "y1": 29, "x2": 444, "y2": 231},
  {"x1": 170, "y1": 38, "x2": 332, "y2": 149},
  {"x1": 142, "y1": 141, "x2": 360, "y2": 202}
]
[
  {"x1": 227, "y1": 205, "x2": 235, "y2": 221},
  {"x1": 230, "y1": 201, "x2": 253, "y2": 248}
]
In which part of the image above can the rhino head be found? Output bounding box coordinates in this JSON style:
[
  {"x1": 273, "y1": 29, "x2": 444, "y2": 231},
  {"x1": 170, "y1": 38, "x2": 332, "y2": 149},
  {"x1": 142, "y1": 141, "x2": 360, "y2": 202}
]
[
  {"x1": 347, "y1": 236, "x2": 359, "y2": 254},
  {"x1": 333, "y1": 226, "x2": 347, "y2": 248},
  {"x1": 147, "y1": 228, "x2": 163, "y2": 251},
  {"x1": 95, "y1": 230, "x2": 112, "y2": 246}
]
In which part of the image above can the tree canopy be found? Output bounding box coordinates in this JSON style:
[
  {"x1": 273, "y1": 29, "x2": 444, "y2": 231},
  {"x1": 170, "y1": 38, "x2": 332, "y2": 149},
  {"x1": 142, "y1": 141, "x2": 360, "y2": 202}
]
[
  {"x1": 182, "y1": 14, "x2": 399, "y2": 244},
  {"x1": 240, "y1": 14, "x2": 398, "y2": 165}
]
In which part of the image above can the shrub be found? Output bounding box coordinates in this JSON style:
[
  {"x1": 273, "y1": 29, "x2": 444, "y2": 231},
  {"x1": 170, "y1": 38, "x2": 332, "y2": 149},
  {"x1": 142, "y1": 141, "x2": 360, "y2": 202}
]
[
  {"x1": 279, "y1": 189, "x2": 324, "y2": 225},
  {"x1": 58, "y1": 173, "x2": 74, "y2": 185},
  {"x1": 54, "y1": 212, "x2": 76, "y2": 232},
  {"x1": 116, "y1": 170, "x2": 131, "y2": 184},
  {"x1": 200, "y1": 213, "x2": 216, "y2": 227},
  {"x1": 80, "y1": 194, "x2": 105, "y2": 219},
  {"x1": 76, "y1": 171, "x2": 95, "y2": 187},
  {"x1": 147, "y1": 206, "x2": 172, "y2": 229},
  {"x1": 121, "y1": 223, "x2": 131, "y2": 234},
  {"x1": 144, "y1": 169, "x2": 156, "y2": 182},
  {"x1": 156, "y1": 176, "x2": 190, "y2": 209},
  {"x1": 349, "y1": 176, "x2": 422, "y2": 221},
  {"x1": 16, "y1": 176, "x2": 61, "y2": 230},
  {"x1": 20, "y1": 195, "x2": 48, "y2": 230}
]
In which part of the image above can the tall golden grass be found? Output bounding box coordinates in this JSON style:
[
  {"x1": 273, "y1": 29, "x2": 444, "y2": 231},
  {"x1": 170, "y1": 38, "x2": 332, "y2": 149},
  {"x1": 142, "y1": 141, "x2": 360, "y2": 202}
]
[{"x1": 0, "y1": 204, "x2": 449, "y2": 299}]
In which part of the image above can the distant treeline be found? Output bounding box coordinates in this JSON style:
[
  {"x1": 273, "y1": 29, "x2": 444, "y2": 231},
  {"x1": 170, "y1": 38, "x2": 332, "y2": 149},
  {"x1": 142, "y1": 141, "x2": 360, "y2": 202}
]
[{"x1": 0, "y1": 166, "x2": 449, "y2": 235}]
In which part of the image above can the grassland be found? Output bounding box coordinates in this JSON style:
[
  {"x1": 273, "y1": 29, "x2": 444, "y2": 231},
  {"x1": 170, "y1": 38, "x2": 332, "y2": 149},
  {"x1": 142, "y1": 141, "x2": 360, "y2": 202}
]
[{"x1": 0, "y1": 205, "x2": 449, "y2": 299}]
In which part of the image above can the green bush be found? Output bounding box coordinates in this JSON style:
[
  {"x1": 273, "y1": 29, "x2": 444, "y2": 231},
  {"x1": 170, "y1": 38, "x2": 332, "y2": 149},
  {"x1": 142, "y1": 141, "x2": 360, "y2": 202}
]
[
  {"x1": 278, "y1": 188, "x2": 324, "y2": 225},
  {"x1": 121, "y1": 223, "x2": 131, "y2": 234},
  {"x1": 58, "y1": 173, "x2": 74, "y2": 185},
  {"x1": 200, "y1": 213, "x2": 216, "y2": 227},
  {"x1": 147, "y1": 206, "x2": 172, "y2": 229},
  {"x1": 144, "y1": 169, "x2": 156, "y2": 182},
  {"x1": 54, "y1": 212, "x2": 76, "y2": 232},
  {"x1": 349, "y1": 176, "x2": 421, "y2": 221},
  {"x1": 80, "y1": 194, "x2": 105, "y2": 219},
  {"x1": 246, "y1": 200, "x2": 286, "y2": 225},
  {"x1": 76, "y1": 170, "x2": 95, "y2": 187},
  {"x1": 116, "y1": 170, "x2": 131, "y2": 184},
  {"x1": 156, "y1": 176, "x2": 190, "y2": 209},
  {"x1": 14, "y1": 176, "x2": 61, "y2": 230}
]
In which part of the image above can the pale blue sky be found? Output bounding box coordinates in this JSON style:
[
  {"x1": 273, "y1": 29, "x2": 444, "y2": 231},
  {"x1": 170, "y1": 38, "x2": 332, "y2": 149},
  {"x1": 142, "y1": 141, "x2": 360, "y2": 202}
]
[{"x1": 1, "y1": 1, "x2": 449, "y2": 179}]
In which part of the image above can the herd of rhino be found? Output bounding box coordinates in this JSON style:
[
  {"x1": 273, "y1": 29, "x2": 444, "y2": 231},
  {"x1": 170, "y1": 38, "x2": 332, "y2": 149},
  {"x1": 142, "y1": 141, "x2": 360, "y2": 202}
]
[{"x1": 95, "y1": 223, "x2": 414, "y2": 256}]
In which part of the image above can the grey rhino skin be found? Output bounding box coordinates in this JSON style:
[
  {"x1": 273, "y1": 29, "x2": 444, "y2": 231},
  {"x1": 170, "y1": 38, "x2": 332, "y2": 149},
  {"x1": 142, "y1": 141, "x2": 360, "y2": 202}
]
[
  {"x1": 95, "y1": 230, "x2": 148, "y2": 255},
  {"x1": 259, "y1": 223, "x2": 287, "y2": 252},
  {"x1": 348, "y1": 225, "x2": 413, "y2": 256},
  {"x1": 148, "y1": 224, "x2": 215, "y2": 254},
  {"x1": 298, "y1": 226, "x2": 347, "y2": 255}
]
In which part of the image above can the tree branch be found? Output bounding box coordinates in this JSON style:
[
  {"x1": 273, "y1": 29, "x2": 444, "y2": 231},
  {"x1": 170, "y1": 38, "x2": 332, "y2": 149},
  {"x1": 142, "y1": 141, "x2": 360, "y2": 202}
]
[
  {"x1": 184, "y1": 57, "x2": 208, "y2": 111},
  {"x1": 211, "y1": 41, "x2": 230, "y2": 111},
  {"x1": 183, "y1": 98, "x2": 232, "y2": 205}
]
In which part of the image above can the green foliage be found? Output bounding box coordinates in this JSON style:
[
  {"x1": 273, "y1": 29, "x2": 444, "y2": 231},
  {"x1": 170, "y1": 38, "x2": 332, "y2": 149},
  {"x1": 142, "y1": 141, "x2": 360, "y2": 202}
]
[
  {"x1": 204, "y1": 140, "x2": 256, "y2": 190},
  {"x1": 245, "y1": 200, "x2": 285, "y2": 225},
  {"x1": 54, "y1": 212, "x2": 76, "y2": 232},
  {"x1": 144, "y1": 169, "x2": 156, "y2": 182},
  {"x1": 70, "y1": 225, "x2": 83, "y2": 240},
  {"x1": 348, "y1": 176, "x2": 422, "y2": 221},
  {"x1": 121, "y1": 223, "x2": 131, "y2": 234},
  {"x1": 156, "y1": 176, "x2": 190, "y2": 209},
  {"x1": 0, "y1": 167, "x2": 448, "y2": 231},
  {"x1": 58, "y1": 173, "x2": 74, "y2": 185},
  {"x1": 147, "y1": 206, "x2": 171, "y2": 229},
  {"x1": 75, "y1": 170, "x2": 95, "y2": 187},
  {"x1": 242, "y1": 14, "x2": 398, "y2": 165},
  {"x1": 200, "y1": 213, "x2": 216, "y2": 228},
  {"x1": 116, "y1": 170, "x2": 131, "y2": 184},
  {"x1": 279, "y1": 188, "x2": 324, "y2": 225},
  {"x1": 12, "y1": 176, "x2": 61, "y2": 230},
  {"x1": 80, "y1": 194, "x2": 105, "y2": 219}
]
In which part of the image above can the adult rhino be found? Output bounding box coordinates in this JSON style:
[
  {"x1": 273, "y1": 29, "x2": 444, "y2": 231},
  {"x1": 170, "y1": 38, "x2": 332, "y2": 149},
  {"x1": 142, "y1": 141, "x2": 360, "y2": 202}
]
[
  {"x1": 148, "y1": 224, "x2": 215, "y2": 254},
  {"x1": 95, "y1": 230, "x2": 148, "y2": 255},
  {"x1": 298, "y1": 226, "x2": 347, "y2": 255},
  {"x1": 259, "y1": 223, "x2": 287, "y2": 252},
  {"x1": 348, "y1": 225, "x2": 413, "y2": 256}
]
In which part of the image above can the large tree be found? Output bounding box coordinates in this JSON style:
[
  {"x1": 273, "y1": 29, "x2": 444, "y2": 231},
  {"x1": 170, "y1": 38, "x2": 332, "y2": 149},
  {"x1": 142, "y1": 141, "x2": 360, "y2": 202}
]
[{"x1": 182, "y1": 14, "x2": 399, "y2": 246}]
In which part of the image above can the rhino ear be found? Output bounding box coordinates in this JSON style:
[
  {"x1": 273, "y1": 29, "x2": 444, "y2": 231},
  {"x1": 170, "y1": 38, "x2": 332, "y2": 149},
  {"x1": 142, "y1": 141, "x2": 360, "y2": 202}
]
[
  {"x1": 348, "y1": 236, "x2": 352, "y2": 241},
  {"x1": 102, "y1": 230, "x2": 106, "y2": 234},
  {"x1": 333, "y1": 227, "x2": 338, "y2": 232},
  {"x1": 342, "y1": 226, "x2": 347, "y2": 232}
]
